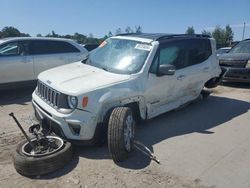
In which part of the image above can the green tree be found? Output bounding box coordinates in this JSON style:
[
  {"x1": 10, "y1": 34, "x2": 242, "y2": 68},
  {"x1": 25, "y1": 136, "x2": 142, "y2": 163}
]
[
  {"x1": 135, "y1": 25, "x2": 142, "y2": 33},
  {"x1": 72, "y1": 33, "x2": 87, "y2": 44},
  {"x1": 212, "y1": 26, "x2": 225, "y2": 45},
  {"x1": 224, "y1": 24, "x2": 234, "y2": 45},
  {"x1": 185, "y1": 26, "x2": 195, "y2": 34},
  {"x1": 125, "y1": 26, "x2": 133, "y2": 33},
  {"x1": 115, "y1": 28, "x2": 122, "y2": 35},
  {"x1": 36, "y1": 34, "x2": 42, "y2": 37},
  {"x1": 1, "y1": 26, "x2": 21, "y2": 38},
  {"x1": 211, "y1": 25, "x2": 234, "y2": 46},
  {"x1": 108, "y1": 31, "x2": 113, "y2": 37},
  {"x1": 201, "y1": 30, "x2": 211, "y2": 36}
]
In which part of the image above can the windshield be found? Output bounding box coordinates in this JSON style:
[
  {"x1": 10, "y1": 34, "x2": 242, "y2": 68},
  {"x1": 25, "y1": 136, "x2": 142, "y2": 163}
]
[
  {"x1": 229, "y1": 41, "x2": 250, "y2": 53},
  {"x1": 216, "y1": 48, "x2": 230, "y2": 55},
  {"x1": 86, "y1": 38, "x2": 151, "y2": 74}
]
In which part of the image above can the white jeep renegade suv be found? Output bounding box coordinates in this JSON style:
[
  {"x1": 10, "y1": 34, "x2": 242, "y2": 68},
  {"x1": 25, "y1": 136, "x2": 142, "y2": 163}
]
[{"x1": 32, "y1": 33, "x2": 223, "y2": 162}]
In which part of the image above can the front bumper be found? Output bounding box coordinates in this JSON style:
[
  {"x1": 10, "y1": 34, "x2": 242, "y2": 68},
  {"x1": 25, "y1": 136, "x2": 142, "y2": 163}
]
[
  {"x1": 32, "y1": 92, "x2": 98, "y2": 141},
  {"x1": 222, "y1": 67, "x2": 250, "y2": 82}
]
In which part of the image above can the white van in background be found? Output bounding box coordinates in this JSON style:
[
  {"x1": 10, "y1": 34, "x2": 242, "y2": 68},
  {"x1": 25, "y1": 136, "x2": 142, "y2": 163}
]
[{"x1": 0, "y1": 37, "x2": 88, "y2": 89}]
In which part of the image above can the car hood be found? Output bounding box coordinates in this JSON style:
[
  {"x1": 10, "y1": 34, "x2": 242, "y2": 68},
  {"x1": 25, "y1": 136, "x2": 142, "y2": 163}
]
[
  {"x1": 219, "y1": 53, "x2": 250, "y2": 61},
  {"x1": 38, "y1": 62, "x2": 130, "y2": 95}
]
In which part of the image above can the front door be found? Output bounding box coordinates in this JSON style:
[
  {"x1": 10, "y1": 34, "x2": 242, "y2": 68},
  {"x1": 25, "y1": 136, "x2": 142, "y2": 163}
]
[
  {"x1": 30, "y1": 40, "x2": 69, "y2": 78},
  {"x1": 145, "y1": 39, "x2": 187, "y2": 118},
  {"x1": 0, "y1": 41, "x2": 34, "y2": 84}
]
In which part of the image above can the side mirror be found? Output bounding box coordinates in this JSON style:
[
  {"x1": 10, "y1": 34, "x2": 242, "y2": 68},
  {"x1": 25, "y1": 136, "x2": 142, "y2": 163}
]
[{"x1": 157, "y1": 64, "x2": 176, "y2": 76}]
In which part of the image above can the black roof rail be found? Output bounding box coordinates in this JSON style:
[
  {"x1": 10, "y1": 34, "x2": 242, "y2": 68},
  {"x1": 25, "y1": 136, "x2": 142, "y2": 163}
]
[
  {"x1": 156, "y1": 34, "x2": 211, "y2": 41},
  {"x1": 243, "y1": 38, "x2": 250, "y2": 41},
  {"x1": 114, "y1": 33, "x2": 211, "y2": 41},
  {"x1": 116, "y1": 33, "x2": 138, "y2": 36}
]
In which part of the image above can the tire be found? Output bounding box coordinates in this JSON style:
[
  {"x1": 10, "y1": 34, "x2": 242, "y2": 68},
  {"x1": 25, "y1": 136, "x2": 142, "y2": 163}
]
[
  {"x1": 205, "y1": 68, "x2": 228, "y2": 88},
  {"x1": 205, "y1": 77, "x2": 221, "y2": 88},
  {"x1": 13, "y1": 138, "x2": 72, "y2": 176},
  {"x1": 108, "y1": 107, "x2": 135, "y2": 163}
]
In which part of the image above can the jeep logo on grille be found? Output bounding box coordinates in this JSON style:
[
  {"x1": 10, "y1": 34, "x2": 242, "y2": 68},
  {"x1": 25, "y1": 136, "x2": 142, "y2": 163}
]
[{"x1": 46, "y1": 80, "x2": 52, "y2": 84}]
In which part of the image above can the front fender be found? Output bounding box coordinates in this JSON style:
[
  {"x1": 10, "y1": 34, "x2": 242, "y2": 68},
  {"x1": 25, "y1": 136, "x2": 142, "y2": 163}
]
[{"x1": 97, "y1": 90, "x2": 146, "y2": 122}]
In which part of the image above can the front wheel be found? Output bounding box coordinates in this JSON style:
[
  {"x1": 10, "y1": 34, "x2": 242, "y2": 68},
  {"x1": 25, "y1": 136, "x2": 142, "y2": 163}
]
[{"x1": 107, "y1": 107, "x2": 135, "y2": 163}]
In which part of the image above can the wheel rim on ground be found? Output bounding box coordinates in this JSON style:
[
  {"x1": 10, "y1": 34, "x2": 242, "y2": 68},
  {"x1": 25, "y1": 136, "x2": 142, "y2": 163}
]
[
  {"x1": 21, "y1": 136, "x2": 64, "y2": 157},
  {"x1": 124, "y1": 114, "x2": 134, "y2": 152}
]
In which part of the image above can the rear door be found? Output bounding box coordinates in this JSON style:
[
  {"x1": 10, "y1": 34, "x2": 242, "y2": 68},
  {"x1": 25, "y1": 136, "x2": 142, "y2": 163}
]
[
  {"x1": 180, "y1": 38, "x2": 212, "y2": 97},
  {"x1": 0, "y1": 40, "x2": 34, "y2": 84},
  {"x1": 31, "y1": 40, "x2": 80, "y2": 77}
]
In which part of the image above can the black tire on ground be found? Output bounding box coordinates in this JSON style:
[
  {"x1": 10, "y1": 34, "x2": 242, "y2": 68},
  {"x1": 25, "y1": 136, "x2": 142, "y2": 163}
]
[
  {"x1": 108, "y1": 107, "x2": 135, "y2": 163},
  {"x1": 204, "y1": 77, "x2": 221, "y2": 88},
  {"x1": 205, "y1": 67, "x2": 228, "y2": 88},
  {"x1": 13, "y1": 139, "x2": 72, "y2": 176}
]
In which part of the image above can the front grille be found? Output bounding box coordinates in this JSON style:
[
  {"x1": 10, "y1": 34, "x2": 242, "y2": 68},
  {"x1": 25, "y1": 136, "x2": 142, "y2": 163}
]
[
  {"x1": 219, "y1": 60, "x2": 247, "y2": 68},
  {"x1": 37, "y1": 81, "x2": 61, "y2": 108}
]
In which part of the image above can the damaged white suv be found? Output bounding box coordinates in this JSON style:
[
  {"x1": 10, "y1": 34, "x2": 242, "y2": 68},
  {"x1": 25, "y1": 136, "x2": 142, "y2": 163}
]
[{"x1": 32, "y1": 33, "x2": 223, "y2": 162}]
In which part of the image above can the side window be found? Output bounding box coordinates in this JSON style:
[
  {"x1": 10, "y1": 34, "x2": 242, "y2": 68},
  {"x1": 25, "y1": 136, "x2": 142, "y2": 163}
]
[
  {"x1": 58, "y1": 41, "x2": 80, "y2": 53},
  {"x1": 0, "y1": 42, "x2": 20, "y2": 56},
  {"x1": 19, "y1": 41, "x2": 29, "y2": 56},
  {"x1": 185, "y1": 39, "x2": 212, "y2": 66},
  {"x1": 30, "y1": 40, "x2": 49, "y2": 55},
  {"x1": 30, "y1": 40, "x2": 80, "y2": 55},
  {"x1": 149, "y1": 40, "x2": 186, "y2": 74}
]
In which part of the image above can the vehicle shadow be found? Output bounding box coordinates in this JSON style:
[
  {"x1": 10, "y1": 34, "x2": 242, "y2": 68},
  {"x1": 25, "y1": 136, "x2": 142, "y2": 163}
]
[
  {"x1": 0, "y1": 86, "x2": 35, "y2": 106},
  {"x1": 74, "y1": 95, "x2": 250, "y2": 170}
]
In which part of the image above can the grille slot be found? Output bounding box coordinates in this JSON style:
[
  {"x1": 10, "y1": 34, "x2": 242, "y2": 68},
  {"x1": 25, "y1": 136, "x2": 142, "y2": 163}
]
[
  {"x1": 37, "y1": 81, "x2": 60, "y2": 108},
  {"x1": 219, "y1": 60, "x2": 247, "y2": 68}
]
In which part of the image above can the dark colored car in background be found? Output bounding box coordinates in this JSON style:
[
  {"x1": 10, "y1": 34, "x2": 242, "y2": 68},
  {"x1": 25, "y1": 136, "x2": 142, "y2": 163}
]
[{"x1": 219, "y1": 39, "x2": 250, "y2": 82}]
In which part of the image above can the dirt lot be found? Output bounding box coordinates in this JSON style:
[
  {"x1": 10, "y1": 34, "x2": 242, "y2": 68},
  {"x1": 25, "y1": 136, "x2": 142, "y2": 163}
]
[{"x1": 0, "y1": 83, "x2": 249, "y2": 188}]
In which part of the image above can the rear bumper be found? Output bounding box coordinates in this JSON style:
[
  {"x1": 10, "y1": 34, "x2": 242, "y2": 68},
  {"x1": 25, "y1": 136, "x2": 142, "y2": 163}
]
[{"x1": 222, "y1": 67, "x2": 250, "y2": 82}]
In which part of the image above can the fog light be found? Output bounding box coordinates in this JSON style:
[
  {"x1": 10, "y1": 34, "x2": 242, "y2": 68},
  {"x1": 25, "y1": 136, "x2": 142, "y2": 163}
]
[{"x1": 68, "y1": 123, "x2": 81, "y2": 135}]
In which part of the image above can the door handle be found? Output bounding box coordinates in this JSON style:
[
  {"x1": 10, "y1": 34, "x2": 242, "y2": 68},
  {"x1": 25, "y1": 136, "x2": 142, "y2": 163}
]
[{"x1": 177, "y1": 75, "x2": 186, "y2": 80}]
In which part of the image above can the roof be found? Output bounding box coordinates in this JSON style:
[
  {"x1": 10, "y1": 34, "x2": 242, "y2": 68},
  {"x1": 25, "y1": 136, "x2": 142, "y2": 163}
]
[
  {"x1": 0, "y1": 37, "x2": 75, "y2": 43},
  {"x1": 116, "y1": 33, "x2": 211, "y2": 41}
]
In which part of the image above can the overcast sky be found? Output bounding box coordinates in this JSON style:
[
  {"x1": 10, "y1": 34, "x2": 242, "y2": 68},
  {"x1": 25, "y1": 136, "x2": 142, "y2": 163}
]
[{"x1": 1, "y1": 0, "x2": 250, "y2": 40}]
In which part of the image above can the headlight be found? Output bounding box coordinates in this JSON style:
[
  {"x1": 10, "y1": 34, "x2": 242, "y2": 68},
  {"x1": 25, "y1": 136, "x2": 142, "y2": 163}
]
[
  {"x1": 246, "y1": 60, "x2": 250, "y2": 68},
  {"x1": 67, "y1": 96, "x2": 78, "y2": 109}
]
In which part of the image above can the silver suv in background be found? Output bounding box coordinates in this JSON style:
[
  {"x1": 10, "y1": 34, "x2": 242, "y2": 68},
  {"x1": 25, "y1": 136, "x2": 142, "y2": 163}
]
[{"x1": 0, "y1": 37, "x2": 88, "y2": 89}]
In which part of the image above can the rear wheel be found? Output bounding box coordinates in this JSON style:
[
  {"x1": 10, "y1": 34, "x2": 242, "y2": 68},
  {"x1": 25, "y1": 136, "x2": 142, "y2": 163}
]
[
  {"x1": 205, "y1": 68, "x2": 228, "y2": 88},
  {"x1": 107, "y1": 107, "x2": 135, "y2": 163}
]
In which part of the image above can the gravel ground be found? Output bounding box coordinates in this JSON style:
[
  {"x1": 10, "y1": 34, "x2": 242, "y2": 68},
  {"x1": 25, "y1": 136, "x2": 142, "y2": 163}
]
[{"x1": 0, "y1": 83, "x2": 249, "y2": 188}]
